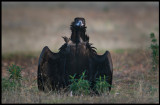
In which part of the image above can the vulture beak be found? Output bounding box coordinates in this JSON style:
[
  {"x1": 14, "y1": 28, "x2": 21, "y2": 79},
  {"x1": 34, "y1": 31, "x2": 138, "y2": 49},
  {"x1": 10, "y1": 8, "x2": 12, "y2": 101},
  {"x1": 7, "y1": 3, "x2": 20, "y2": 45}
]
[{"x1": 75, "y1": 20, "x2": 84, "y2": 27}]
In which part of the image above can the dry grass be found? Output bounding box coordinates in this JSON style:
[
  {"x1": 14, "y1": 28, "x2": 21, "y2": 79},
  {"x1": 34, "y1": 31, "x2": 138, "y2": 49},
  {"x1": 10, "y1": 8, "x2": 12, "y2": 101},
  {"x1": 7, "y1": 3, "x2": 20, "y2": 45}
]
[{"x1": 2, "y1": 49, "x2": 159, "y2": 103}]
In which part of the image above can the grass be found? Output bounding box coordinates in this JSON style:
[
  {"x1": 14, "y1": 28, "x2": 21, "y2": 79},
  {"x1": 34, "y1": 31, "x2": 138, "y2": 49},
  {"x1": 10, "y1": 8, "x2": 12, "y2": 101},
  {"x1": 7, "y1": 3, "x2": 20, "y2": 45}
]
[
  {"x1": 150, "y1": 32, "x2": 159, "y2": 71},
  {"x1": 2, "y1": 48, "x2": 159, "y2": 103}
]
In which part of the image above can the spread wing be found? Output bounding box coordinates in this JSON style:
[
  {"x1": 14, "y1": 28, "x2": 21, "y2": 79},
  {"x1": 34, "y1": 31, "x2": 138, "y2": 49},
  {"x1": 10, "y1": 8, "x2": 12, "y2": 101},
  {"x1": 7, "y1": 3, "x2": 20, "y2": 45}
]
[
  {"x1": 89, "y1": 51, "x2": 113, "y2": 91},
  {"x1": 37, "y1": 46, "x2": 65, "y2": 92}
]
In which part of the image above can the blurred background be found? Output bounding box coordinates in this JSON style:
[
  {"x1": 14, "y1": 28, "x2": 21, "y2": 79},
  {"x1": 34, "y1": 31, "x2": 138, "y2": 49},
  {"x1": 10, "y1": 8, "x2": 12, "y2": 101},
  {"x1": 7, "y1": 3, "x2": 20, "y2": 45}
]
[{"x1": 2, "y1": 2, "x2": 159, "y2": 54}]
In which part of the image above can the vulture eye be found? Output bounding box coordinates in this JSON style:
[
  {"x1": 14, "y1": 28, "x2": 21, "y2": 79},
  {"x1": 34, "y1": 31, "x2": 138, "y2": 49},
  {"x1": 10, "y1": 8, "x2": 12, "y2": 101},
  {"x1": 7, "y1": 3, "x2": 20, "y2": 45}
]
[{"x1": 75, "y1": 20, "x2": 84, "y2": 27}]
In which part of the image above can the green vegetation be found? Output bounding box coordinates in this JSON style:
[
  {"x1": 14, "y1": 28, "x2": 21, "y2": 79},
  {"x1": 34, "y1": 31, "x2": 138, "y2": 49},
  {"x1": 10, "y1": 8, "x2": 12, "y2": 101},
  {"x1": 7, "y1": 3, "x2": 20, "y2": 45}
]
[
  {"x1": 2, "y1": 64, "x2": 23, "y2": 91},
  {"x1": 7, "y1": 64, "x2": 23, "y2": 81},
  {"x1": 94, "y1": 75, "x2": 112, "y2": 94},
  {"x1": 150, "y1": 32, "x2": 159, "y2": 71},
  {"x1": 69, "y1": 71, "x2": 112, "y2": 95},
  {"x1": 2, "y1": 78, "x2": 17, "y2": 91},
  {"x1": 69, "y1": 71, "x2": 90, "y2": 95}
]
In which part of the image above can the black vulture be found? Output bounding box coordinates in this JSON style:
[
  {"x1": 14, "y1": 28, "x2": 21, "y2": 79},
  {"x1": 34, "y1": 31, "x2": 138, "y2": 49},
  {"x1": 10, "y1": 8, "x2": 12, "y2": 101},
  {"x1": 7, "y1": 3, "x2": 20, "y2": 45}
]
[{"x1": 37, "y1": 17, "x2": 113, "y2": 92}]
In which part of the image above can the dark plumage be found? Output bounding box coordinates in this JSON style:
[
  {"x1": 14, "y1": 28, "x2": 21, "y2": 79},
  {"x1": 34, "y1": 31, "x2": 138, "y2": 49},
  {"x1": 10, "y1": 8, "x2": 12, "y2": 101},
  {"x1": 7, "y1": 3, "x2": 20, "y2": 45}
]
[
  {"x1": 37, "y1": 17, "x2": 113, "y2": 93},
  {"x1": 62, "y1": 36, "x2": 70, "y2": 44}
]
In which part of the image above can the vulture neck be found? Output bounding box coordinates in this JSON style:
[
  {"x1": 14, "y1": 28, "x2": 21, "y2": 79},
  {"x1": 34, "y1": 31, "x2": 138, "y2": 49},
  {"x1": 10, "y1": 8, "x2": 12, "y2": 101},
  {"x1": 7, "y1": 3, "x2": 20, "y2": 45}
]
[
  {"x1": 71, "y1": 28, "x2": 85, "y2": 56},
  {"x1": 71, "y1": 29, "x2": 85, "y2": 44}
]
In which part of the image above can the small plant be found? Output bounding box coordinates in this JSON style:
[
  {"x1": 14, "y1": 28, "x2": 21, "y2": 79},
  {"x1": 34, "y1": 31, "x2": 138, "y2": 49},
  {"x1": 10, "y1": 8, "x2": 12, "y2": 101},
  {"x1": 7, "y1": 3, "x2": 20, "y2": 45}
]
[
  {"x1": 150, "y1": 32, "x2": 159, "y2": 71},
  {"x1": 94, "y1": 75, "x2": 112, "y2": 94},
  {"x1": 7, "y1": 64, "x2": 23, "y2": 82},
  {"x1": 69, "y1": 71, "x2": 90, "y2": 95},
  {"x1": 2, "y1": 64, "x2": 23, "y2": 90}
]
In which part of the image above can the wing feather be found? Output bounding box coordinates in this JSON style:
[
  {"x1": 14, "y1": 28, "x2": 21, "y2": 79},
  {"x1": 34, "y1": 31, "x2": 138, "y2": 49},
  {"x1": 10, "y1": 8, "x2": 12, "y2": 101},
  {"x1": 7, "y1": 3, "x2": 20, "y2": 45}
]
[
  {"x1": 37, "y1": 46, "x2": 62, "y2": 91},
  {"x1": 91, "y1": 51, "x2": 113, "y2": 91}
]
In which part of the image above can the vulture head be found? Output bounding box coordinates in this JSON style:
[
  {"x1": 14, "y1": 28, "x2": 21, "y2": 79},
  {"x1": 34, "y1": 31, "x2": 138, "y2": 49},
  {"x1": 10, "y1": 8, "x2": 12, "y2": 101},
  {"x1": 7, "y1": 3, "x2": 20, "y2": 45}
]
[
  {"x1": 70, "y1": 17, "x2": 89, "y2": 43},
  {"x1": 74, "y1": 17, "x2": 85, "y2": 27}
]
